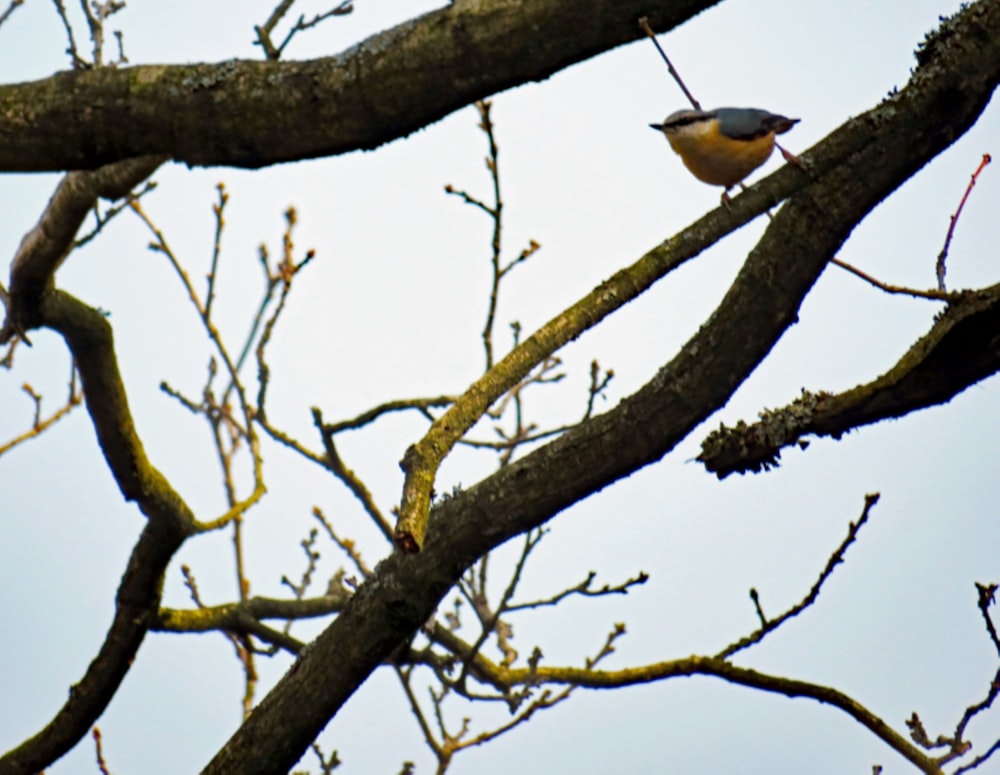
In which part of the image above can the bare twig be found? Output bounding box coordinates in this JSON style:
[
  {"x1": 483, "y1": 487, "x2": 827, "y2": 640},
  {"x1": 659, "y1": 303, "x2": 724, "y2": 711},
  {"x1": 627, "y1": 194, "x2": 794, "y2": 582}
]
[
  {"x1": 313, "y1": 506, "x2": 371, "y2": 578},
  {"x1": 583, "y1": 359, "x2": 614, "y2": 420},
  {"x1": 313, "y1": 408, "x2": 394, "y2": 542},
  {"x1": 717, "y1": 493, "x2": 879, "y2": 659},
  {"x1": 78, "y1": 0, "x2": 125, "y2": 67},
  {"x1": 128, "y1": 198, "x2": 266, "y2": 533},
  {"x1": 954, "y1": 737, "x2": 1000, "y2": 774},
  {"x1": 204, "y1": 183, "x2": 228, "y2": 321},
  {"x1": 0, "y1": 0, "x2": 26, "y2": 28},
  {"x1": 74, "y1": 181, "x2": 156, "y2": 250},
  {"x1": 281, "y1": 528, "x2": 321, "y2": 600},
  {"x1": 240, "y1": 208, "x2": 314, "y2": 408},
  {"x1": 51, "y1": 0, "x2": 85, "y2": 68},
  {"x1": 418, "y1": 621, "x2": 628, "y2": 770},
  {"x1": 320, "y1": 396, "x2": 457, "y2": 434},
  {"x1": 477, "y1": 100, "x2": 502, "y2": 371},
  {"x1": 637, "y1": 16, "x2": 701, "y2": 111},
  {"x1": 252, "y1": 222, "x2": 315, "y2": 412},
  {"x1": 0, "y1": 369, "x2": 82, "y2": 457},
  {"x1": 453, "y1": 529, "x2": 545, "y2": 689},
  {"x1": 937, "y1": 153, "x2": 991, "y2": 291},
  {"x1": 975, "y1": 582, "x2": 999, "y2": 655},
  {"x1": 92, "y1": 727, "x2": 112, "y2": 775},
  {"x1": 505, "y1": 570, "x2": 648, "y2": 613},
  {"x1": 830, "y1": 257, "x2": 958, "y2": 301},
  {"x1": 254, "y1": 0, "x2": 353, "y2": 60},
  {"x1": 310, "y1": 741, "x2": 341, "y2": 775},
  {"x1": 445, "y1": 101, "x2": 541, "y2": 372},
  {"x1": 0, "y1": 324, "x2": 18, "y2": 368}
]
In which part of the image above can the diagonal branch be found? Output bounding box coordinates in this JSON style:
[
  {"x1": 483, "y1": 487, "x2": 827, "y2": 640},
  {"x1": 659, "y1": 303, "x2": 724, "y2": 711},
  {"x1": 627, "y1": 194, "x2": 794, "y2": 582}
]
[
  {"x1": 0, "y1": 1, "x2": 721, "y2": 171},
  {"x1": 395, "y1": 0, "x2": 1000, "y2": 550},
  {"x1": 475, "y1": 656, "x2": 942, "y2": 774},
  {"x1": 202, "y1": 5, "x2": 1000, "y2": 772},
  {"x1": 717, "y1": 494, "x2": 879, "y2": 658},
  {"x1": 698, "y1": 283, "x2": 1000, "y2": 478},
  {"x1": 0, "y1": 155, "x2": 165, "y2": 343},
  {"x1": 395, "y1": 123, "x2": 815, "y2": 550},
  {"x1": 0, "y1": 291, "x2": 198, "y2": 775}
]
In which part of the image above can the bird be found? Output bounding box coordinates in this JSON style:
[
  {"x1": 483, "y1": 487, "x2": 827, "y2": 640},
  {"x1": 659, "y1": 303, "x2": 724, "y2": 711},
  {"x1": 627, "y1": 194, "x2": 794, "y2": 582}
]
[{"x1": 649, "y1": 107, "x2": 800, "y2": 207}]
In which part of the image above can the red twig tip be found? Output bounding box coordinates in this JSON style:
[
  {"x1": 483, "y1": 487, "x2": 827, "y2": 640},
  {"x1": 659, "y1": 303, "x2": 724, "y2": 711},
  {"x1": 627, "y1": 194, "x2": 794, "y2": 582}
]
[{"x1": 936, "y1": 153, "x2": 991, "y2": 291}]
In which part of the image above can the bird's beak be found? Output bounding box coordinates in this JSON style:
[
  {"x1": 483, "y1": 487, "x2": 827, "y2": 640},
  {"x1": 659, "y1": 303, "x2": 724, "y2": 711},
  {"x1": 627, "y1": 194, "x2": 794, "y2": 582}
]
[{"x1": 649, "y1": 123, "x2": 663, "y2": 131}]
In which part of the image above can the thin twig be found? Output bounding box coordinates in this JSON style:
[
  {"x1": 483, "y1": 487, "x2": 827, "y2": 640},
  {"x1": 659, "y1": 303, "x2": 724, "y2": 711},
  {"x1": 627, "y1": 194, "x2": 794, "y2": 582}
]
[
  {"x1": 92, "y1": 727, "x2": 112, "y2": 775},
  {"x1": 254, "y1": 0, "x2": 296, "y2": 59},
  {"x1": 954, "y1": 736, "x2": 1000, "y2": 774},
  {"x1": 74, "y1": 181, "x2": 157, "y2": 250},
  {"x1": 0, "y1": 0, "x2": 26, "y2": 28},
  {"x1": 313, "y1": 506, "x2": 371, "y2": 578},
  {"x1": 321, "y1": 396, "x2": 456, "y2": 434},
  {"x1": 313, "y1": 408, "x2": 394, "y2": 542},
  {"x1": 505, "y1": 570, "x2": 648, "y2": 613},
  {"x1": 479, "y1": 100, "x2": 503, "y2": 371},
  {"x1": 717, "y1": 493, "x2": 880, "y2": 659},
  {"x1": 975, "y1": 582, "x2": 999, "y2": 655},
  {"x1": 310, "y1": 742, "x2": 342, "y2": 775},
  {"x1": 638, "y1": 16, "x2": 701, "y2": 111},
  {"x1": 937, "y1": 153, "x2": 991, "y2": 291},
  {"x1": 830, "y1": 257, "x2": 958, "y2": 302},
  {"x1": 51, "y1": 0, "x2": 85, "y2": 68},
  {"x1": 254, "y1": 0, "x2": 353, "y2": 60},
  {"x1": 0, "y1": 370, "x2": 82, "y2": 457},
  {"x1": 128, "y1": 198, "x2": 266, "y2": 533},
  {"x1": 204, "y1": 183, "x2": 228, "y2": 321},
  {"x1": 453, "y1": 529, "x2": 545, "y2": 690}
]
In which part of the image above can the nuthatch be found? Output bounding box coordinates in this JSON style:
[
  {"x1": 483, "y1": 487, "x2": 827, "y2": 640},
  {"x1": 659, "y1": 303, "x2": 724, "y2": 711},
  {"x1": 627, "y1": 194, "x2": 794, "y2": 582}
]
[{"x1": 650, "y1": 108, "x2": 800, "y2": 207}]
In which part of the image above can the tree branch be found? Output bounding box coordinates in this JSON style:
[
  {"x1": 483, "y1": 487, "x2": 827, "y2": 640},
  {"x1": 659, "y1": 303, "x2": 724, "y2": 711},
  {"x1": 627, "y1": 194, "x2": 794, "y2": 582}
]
[
  {"x1": 0, "y1": 155, "x2": 165, "y2": 343},
  {"x1": 0, "y1": 291, "x2": 197, "y2": 775},
  {"x1": 201, "y1": 4, "x2": 1000, "y2": 771},
  {"x1": 698, "y1": 283, "x2": 1000, "y2": 478},
  {"x1": 0, "y1": 0, "x2": 719, "y2": 171},
  {"x1": 394, "y1": 0, "x2": 1000, "y2": 550}
]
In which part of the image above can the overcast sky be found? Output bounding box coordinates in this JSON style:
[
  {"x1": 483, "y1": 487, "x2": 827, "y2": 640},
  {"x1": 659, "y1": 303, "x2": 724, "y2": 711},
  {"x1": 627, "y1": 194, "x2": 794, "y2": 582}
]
[{"x1": 1, "y1": 1, "x2": 998, "y2": 773}]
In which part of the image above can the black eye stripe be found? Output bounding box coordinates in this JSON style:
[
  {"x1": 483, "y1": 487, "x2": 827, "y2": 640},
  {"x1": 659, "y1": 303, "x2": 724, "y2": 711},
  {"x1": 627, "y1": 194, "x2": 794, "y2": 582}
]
[{"x1": 663, "y1": 113, "x2": 714, "y2": 129}]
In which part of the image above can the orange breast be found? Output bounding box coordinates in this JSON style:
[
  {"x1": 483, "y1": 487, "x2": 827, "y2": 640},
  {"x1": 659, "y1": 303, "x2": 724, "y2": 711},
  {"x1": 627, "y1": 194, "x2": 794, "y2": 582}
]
[{"x1": 666, "y1": 121, "x2": 776, "y2": 188}]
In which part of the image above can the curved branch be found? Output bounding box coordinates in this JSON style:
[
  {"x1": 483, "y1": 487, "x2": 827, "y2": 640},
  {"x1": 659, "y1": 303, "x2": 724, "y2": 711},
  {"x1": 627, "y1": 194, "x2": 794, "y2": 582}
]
[
  {"x1": 394, "y1": 0, "x2": 1000, "y2": 550},
  {"x1": 395, "y1": 113, "x2": 815, "y2": 550},
  {"x1": 202, "y1": 4, "x2": 1000, "y2": 772},
  {"x1": 154, "y1": 594, "x2": 350, "y2": 633},
  {"x1": 0, "y1": 291, "x2": 197, "y2": 775},
  {"x1": 498, "y1": 657, "x2": 940, "y2": 774},
  {"x1": 698, "y1": 283, "x2": 1000, "y2": 478},
  {"x1": 419, "y1": 624, "x2": 944, "y2": 772},
  {"x1": 0, "y1": 1, "x2": 719, "y2": 171},
  {"x1": 0, "y1": 155, "x2": 164, "y2": 343}
]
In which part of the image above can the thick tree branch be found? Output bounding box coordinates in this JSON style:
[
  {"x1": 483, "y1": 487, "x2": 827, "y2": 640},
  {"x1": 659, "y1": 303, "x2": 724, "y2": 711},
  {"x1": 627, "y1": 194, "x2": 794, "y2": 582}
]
[
  {"x1": 0, "y1": 0, "x2": 719, "y2": 171},
  {"x1": 394, "y1": 1, "x2": 1000, "y2": 549},
  {"x1": 0, "y1": 155, "x2": 164, "y2": 343},
  {"x1": 699, "y1": 283, "x2": 1000, "y2": 477},
  {"x1": 0, "y1": 291, "x2": 197, "y2": 775},
  {"x1": 395, "y1": 109, "x2": 816, "y2": 550},
  {"x1": 203, "y1": 4, "x2": 1000, "y2": 772}
]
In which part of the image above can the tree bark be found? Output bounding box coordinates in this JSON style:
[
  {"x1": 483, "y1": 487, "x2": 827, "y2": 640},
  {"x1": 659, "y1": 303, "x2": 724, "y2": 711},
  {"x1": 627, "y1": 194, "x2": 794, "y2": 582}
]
[{"x1": 0, "y1": 0, "x2": 719, "y2": 171}]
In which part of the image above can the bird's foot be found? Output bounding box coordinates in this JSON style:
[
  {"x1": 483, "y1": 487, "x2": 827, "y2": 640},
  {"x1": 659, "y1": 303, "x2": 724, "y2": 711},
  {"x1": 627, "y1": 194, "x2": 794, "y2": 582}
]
[{"x1": 777, "y1": 142, "x2": 810, "y2": 173}]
